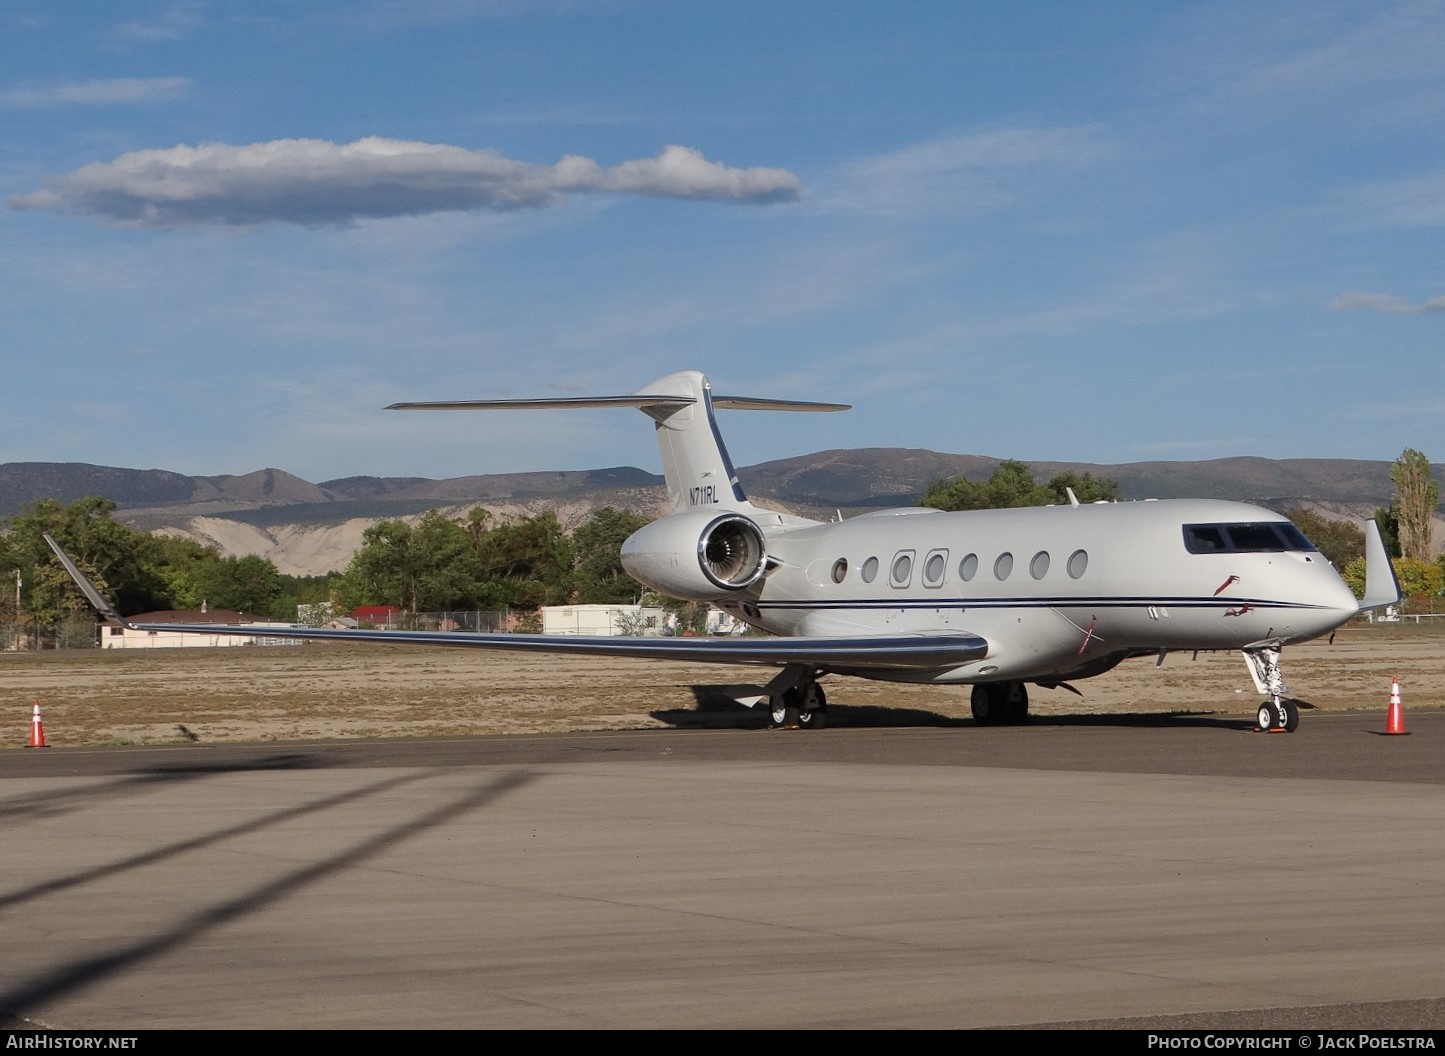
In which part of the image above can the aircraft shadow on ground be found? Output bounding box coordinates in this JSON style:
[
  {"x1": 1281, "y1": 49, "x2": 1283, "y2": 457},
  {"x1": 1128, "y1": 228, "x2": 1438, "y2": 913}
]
[
  {"x1": 0, "y1": 768, "x2": 535, "y2": 1021},
  {"x1": 655, "y1": 685, "x2": 1261, "y2": 732},
  {"x1": 0, "y1": 752, "x2": 320, "y2": 824}
]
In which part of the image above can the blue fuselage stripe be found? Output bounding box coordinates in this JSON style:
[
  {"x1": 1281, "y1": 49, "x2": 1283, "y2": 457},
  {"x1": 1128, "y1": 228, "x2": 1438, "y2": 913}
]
[{"x1": 753, "y1": 596, "x2": 1330, "y2": 612}]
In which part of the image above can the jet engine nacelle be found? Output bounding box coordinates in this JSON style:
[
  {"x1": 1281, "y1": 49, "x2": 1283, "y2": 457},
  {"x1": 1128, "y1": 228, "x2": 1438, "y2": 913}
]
[{"x1": 620, "y1": 509, "x2": 769, "y2": 601}]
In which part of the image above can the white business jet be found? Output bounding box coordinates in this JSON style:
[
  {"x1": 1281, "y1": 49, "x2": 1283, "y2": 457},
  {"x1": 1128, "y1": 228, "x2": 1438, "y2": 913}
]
[{"x1": 45, "y1": 369, "x2": 1401, "y2": 733}]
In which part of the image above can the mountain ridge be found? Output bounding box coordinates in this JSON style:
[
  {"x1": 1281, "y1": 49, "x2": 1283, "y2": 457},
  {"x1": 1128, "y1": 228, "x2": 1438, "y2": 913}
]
[{"x1": 3, "y1": 452, "x2": 1437, "y2": 577}]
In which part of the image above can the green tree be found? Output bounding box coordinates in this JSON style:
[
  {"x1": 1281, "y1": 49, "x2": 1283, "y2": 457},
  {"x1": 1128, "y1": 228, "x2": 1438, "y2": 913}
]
[
  {"x1": 194, "y1": 555, "x2": 285, "y2": 617},
  {"x1": 274, "y1": 571, "x2": 343, "y2": 624},
  {"x1": 477, "y1": 512, "x2": 574, "y2": 608},
  {"x1": 1042, "y1": 470, "x2": 1121, "y2": 505},
  {"x1": 463, "y1": 507, "x2": 492, "y2": 554},
  {"x1": 1344, "y1": 555, "x2": 1443, "y2": 604},
  {"x1": 410, "y1": 508, "x2": 484, "y2": 611},
  {"x1": 152, "y1": 535, "x2": 218, "y2": 608},
  {"x1": 1390, "y1": 449, "x2": 1439, "y2": 561},
  {"x1": 572, "y1": 507, "x2": 651, "y2": 603},
  {"x1": 1374, "y1": 504, "x2": 1401, "y2": 558},
  {"x1": 4, "y1": 497, "x2": 169, "y2": 622},
  {"x1": 1280, "y1": 507, "x2": 1365, "y2": 570},
  {"x1": 340, "y1": 518, "x2": 424, "y2": 612},
  {"x1": 918, "y1": 460, "x2": 1121, "y2": 511},
  {"x1": 337, "y1": 509, "x2": 575, "y2": 615},
  {"x1": 1393, "y1": 557, "x2": 1442, "y2": 600},
  {"x1": 338, "y1": 511, "x2": 493, "y2": 613}
]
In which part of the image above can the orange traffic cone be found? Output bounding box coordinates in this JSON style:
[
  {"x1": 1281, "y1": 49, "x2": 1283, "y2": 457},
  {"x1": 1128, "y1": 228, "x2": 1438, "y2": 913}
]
[
  {"x1": 1385, "y1": 677, "x2": 1408, "y2": 736},
  {"x1": 28, "y1": 701, "x2": 48, "y2": 748}
]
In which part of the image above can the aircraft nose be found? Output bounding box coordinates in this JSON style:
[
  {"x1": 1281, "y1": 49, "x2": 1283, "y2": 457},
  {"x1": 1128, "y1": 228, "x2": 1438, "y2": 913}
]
[{"x1": 1300, "y1": 569, "x2": 1361, "y2": 638}]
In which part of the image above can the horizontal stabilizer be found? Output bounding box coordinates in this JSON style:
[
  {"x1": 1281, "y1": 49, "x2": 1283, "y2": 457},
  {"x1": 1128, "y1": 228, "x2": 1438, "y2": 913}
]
[
  {"x1": 386, "y1": 370, "x2": 847, "y2": 516},
  {"x1": 387, "y1": 394, "x2": 849, "y2": 413},
  {"x1": 386, "y1": 394, "x2": 695, "y2": 412},
  {"x1": 711, "y1": 395, "x2": 850, "y2": 412}
]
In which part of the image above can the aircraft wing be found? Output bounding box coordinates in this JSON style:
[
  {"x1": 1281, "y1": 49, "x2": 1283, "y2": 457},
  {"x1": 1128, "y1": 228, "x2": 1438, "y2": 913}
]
[
  {"x1": 42, "y1": 534, "x2": 986, "y2": 671},
  {"x1": 87, "y1": 621, "x2": 990, "y2": 669}
]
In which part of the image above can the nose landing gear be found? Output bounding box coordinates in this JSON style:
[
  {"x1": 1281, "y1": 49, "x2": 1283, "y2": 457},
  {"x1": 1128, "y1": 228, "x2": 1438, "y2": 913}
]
[{"x1": 1244, "y1": 646, "x2": 1301, "y2": 733}]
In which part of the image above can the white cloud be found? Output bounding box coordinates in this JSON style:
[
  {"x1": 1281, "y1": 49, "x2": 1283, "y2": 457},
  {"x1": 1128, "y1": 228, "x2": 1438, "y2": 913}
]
[
  {"x1": 113, "y1": 2, "x2": 202, "y2": 43},
  {"x1": 1327, "y1": 171, "x2": 1445, "y2": 229},
  {"x1": 10, "y1": 138, "x2": 802, "y2": 228},
  {"x1": 358, "y1": 0, "x2": 585, "y2": 28},
  {"x1": 1333, "y1": 291, "x2": 1445, "y2": 314},
  {"x1": 0, "y1": 76, "x2": 190, "y2": 108},
  {"x1": 1222, "y1": 3, "x2": 1445, "y2": 103},
  {"x1": 819, "y1": 126, "x2": 1111, "y2": 218},
  {"x1": 589, "y1": 145, "x2": 798, "y2": 201}
]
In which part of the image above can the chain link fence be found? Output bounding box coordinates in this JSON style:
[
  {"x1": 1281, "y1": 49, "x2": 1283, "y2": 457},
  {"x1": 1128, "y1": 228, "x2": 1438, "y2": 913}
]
[
  {"x1": 411, "y1": 610, "x2": 512, "y2": 632},
  {"x1": 355, "y1": 610, "x2": 513, "y2": 632},
  {"x1": 1, "y1": 616, "x2": 97, "y2": 651}
]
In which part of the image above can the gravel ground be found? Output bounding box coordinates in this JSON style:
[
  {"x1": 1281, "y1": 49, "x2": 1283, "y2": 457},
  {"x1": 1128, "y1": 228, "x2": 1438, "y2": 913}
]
[{"x1": 4, "y1": 620, "x2": 1440, "y2": 748}]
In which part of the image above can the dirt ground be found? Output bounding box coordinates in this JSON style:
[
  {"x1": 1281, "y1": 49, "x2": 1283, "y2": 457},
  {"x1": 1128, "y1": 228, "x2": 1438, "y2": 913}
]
[{"x1": 3, "y1": 621, "x2": 1440, "y2": 748}]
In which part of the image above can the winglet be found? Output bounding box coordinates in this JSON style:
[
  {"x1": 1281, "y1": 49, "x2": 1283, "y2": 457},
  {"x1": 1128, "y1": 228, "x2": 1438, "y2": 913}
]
[
  {"x1": 1358, "y1": 520, "x2": 1403, "y2": 612},
  {"x1": 42, "y1": 533, "x2": 132, "y2": 626}
]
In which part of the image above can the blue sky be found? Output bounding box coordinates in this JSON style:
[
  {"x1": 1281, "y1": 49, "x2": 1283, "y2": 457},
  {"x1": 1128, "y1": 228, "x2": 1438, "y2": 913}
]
[{"x1": 2, "y1": 1, "x2": 1442, "y2": 484}]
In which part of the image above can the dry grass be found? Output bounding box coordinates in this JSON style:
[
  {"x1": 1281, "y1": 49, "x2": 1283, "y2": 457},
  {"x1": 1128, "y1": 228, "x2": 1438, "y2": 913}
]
[{"x1": 4, "y1": 620, "x2": 1441, "y2": 748}]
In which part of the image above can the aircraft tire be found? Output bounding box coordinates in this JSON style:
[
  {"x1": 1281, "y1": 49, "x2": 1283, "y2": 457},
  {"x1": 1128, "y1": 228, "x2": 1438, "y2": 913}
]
[
  {"x1": 1003, "y1": 682, "x2": 1029, "y2": 725},
  {"x1": 798, "y1": 684, "x2": 828, "y2": 730},
  {"x1": 1283, "y1": 698, "x2": 1301, "y2": 733},
  {"x1": 974, "y1": 682, "x2": 1029, "y2": 725},
  {"x1": 970, "y1": 684, "x2": 1000, "y2": 725},
  {"x1": 768, "y1": 690, "x2": 803, "y2": 730},
  {"x1": 1257, "y1": 702, "x2": 1277, "y2": 732}
]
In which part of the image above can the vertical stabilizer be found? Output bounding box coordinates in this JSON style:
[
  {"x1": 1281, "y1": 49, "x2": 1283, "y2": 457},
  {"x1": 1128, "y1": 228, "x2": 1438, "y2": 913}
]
[{"x1": 637, "y1": 371, "x2": 751, "y2": 514}]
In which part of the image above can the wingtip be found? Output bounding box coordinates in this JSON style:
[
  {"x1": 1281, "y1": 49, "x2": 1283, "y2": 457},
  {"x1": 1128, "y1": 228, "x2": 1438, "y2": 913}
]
[
  {"x1": 42, "y1": 532, "x2": 128, "y2": 625},
  {"x1": 1359, "y1": 520, "x2": 1404, "y2": 612}
]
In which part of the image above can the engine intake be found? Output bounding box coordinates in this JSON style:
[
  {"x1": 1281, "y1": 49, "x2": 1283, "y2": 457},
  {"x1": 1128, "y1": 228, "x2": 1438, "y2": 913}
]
[
  {"x1": 621, "y1": 510, "x2": 769, "y2": 601},
  {"x1": 698, "y1": 514, "x2": 767, "y2": 590}
]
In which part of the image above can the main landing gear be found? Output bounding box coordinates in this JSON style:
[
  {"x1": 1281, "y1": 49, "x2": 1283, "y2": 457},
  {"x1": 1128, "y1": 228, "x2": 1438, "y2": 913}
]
[
  {"x1": 767, "y1": 679, "x2": 828, "y2": 730},
  {"x1": 970, "y1": 681, "x2": 1030, "y2": 726},
  {"x1": 1243, "y1": 645, "x2": 1301, "y2": 733}
]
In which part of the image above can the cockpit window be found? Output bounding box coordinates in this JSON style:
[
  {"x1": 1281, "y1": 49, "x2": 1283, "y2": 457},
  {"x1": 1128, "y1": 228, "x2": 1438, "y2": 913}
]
[
  {"x1": 1275, "y1": 523, "x2": 1314, "y2": 550},
  {"x1": 1185, "y1": 525, "x2": 1228, "y2": 552},
  {"x1": 1183, "y1": 522, "x2": 1318, "y2": 555}
]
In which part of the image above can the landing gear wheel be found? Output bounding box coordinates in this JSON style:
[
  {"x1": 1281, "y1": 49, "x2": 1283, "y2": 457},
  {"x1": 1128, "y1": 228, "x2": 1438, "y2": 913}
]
[
  {"x1": 1258, "y1": 698, "x2": 1299, "y2": 732},
  {"x1": 972, "y1": 682, "x2": 1029, "y2": 726},
  {"x1": 798, "y1": 683, "x2": 829, "y2": 730},
  {"x1": 768, "y1": 688, "x2": 802, "y2": 730},
  {"x1": 971, "y1": 684, "x2": 998, "y2": 725},
  {"x1": 1002, "y1": 682, "x2": 1029, "y2": 725}
]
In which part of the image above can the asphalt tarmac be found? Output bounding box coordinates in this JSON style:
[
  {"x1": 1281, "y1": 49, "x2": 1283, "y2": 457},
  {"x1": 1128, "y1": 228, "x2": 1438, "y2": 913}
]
[{"x1": 3, "y1": 710, "x2": 1444, "y2": 1030}]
